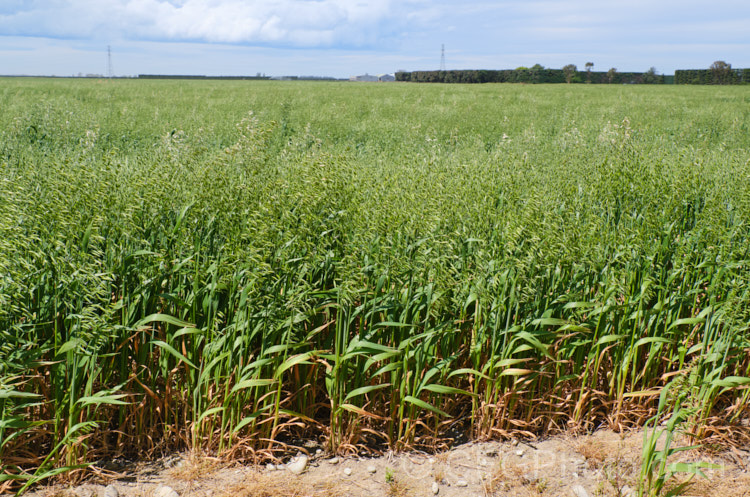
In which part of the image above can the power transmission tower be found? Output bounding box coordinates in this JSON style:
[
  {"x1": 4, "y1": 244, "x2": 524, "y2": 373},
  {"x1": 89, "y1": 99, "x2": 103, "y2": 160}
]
[
  {"x1": 107, "y1": 45, "x2": 113, "y2": 78},
  {"x1": 440, "y1": 44, "x2": 446, "y2": 71}
]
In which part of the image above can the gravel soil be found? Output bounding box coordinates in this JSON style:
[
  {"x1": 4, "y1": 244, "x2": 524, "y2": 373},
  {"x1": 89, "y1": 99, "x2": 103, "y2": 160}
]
[{"x1": 17, "y1": 429, "x2": 750, "y2": 497}]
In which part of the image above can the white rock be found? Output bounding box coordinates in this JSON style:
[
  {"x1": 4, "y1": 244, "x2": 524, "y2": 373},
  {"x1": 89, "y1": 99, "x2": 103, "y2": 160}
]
[
  {"x1": 286, "y1": 454, "x2": 309, "y2": 475},
  {"x1": 432, "y1": 482, "x2": 439, "y2": 495},
  {"x1": 343, "y1": 467, "x2": 352, "y2": 476},
  {"x1": 515, "y1": 450, "x2": 525, "y2": 457},
  {"x1": 327, "y1": 457, "x2": 340, "y2": 465},
  {"x1": 429, "y1": 457, "x2": 436, "y2": 464},
  {"x1": 571, "y1": 485, "x2": 591, "y2": 497},
  {"x1": 367, "y1": 465, "x2": 377, "y2": 474},
  {"x1": 154, "y1": 486, "x2": 179, "y2": 497},
  {"x1": 104, "y1": 485, "x2": 119, "y2": 497},
  {"x1": 266, "y1": 463, "x2": 277, "y2": 471},
  {"x1": 511, "y1": 439, "x2": 519, "y2": 447},
  {"x1": 456, "y1": 480, "x2": 468, "y2": 487}
]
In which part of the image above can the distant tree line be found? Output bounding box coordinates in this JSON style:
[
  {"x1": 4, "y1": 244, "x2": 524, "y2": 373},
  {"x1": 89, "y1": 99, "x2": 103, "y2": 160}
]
[
  {"x1": 397, "y1": 61, "x2": 750, "y2": 85},
  {"x1": 675, "y1": 61, "x2": 750, "y2": 85},
  {"x1": 395, "y1": 66, "x2": 667, "y2": 84}
]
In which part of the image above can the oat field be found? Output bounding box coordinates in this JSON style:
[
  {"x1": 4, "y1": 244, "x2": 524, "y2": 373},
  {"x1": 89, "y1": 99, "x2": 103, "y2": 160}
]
[{"x1": 1, "y1": 78, "x2": 749, "y2": 491}]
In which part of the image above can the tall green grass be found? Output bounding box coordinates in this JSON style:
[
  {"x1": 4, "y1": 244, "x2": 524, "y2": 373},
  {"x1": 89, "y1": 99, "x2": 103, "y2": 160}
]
[{"x1": 1, "y1": 79, "x2": 749, "y2": 490}]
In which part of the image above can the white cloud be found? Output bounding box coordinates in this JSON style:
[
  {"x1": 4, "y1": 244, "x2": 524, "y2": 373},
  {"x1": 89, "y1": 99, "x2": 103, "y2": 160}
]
[{"x1": 0, "y1": 0, "x2": 412, "y2": 47}]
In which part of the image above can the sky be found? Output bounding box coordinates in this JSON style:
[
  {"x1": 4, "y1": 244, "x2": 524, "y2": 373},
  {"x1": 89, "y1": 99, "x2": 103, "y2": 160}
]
[{"x1": 1, "y1": 0, "x2": 749, "y2": 78}]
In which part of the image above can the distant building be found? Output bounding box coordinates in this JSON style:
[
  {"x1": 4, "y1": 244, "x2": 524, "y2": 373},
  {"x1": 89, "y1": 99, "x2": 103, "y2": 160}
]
[
  {"x1": 350, "y1": 73, "x2": 378, "y2": 82},
  {"x1": 378, "y1": 74, "x2": 395, "y2": 82}
]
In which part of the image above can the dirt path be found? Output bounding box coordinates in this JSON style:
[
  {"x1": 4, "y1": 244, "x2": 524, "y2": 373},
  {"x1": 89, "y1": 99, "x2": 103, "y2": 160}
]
[{"x1": 21, "y1": 429, "x2": 750, "y2": 497}]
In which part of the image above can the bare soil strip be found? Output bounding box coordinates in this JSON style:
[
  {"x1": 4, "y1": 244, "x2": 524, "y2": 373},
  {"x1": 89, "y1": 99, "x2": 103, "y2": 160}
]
[{"x1": 21, "y1": 429, "x2": 750, "y2": 497}]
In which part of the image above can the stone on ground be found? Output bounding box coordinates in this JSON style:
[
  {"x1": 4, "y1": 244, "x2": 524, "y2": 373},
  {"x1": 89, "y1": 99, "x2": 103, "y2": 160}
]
[
  {"x1": 286, "y1": 454, "x2": 309, "y2": 475},
  {"x1": 154, "y1": 486, "x2": 179, "y2": 497}
]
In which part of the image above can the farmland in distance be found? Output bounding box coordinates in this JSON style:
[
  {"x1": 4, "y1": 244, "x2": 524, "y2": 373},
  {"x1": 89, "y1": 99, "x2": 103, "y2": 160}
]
[{"x1": 1, "y1": 79, "x2": 749, "y2": 487}]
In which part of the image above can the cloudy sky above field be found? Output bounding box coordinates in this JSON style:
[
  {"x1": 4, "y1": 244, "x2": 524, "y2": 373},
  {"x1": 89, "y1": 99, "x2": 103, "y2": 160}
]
[{"x1": 1, "y1": 0, "x2": 749, "y2": 77}]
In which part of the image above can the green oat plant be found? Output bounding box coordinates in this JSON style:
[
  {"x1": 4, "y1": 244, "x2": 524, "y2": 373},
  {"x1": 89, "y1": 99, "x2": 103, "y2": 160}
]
[
  {"x1": 1, "y1": 79, "x2": 749, "y2": 491},
  {"x1": 638, "y1": 382, "x2": 721, "y2": 497}
]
